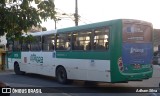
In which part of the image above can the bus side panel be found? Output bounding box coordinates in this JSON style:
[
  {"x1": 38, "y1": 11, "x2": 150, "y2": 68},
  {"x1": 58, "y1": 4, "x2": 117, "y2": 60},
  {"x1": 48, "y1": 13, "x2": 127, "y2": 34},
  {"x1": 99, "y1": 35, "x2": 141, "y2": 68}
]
[
  {"x1": 21, "y1": 52, "x2": 56, "y2": 76},
  {"x1": 8, "y1": 58, "x2": 21, "y2": 70},
  {"x1": 20, "y1": 51, "x2": 111, "y2": 82},
  {"x1": 53, "y1": 58, "x2": 111, "y2": 82},
  {"x1": 110, "y1": 20, "x2": 125, "y2": 82},
  {"x1": 21, "y1": 52, "x2": 38, "y2": 74},
  {"x1": 7, "y1": 52, "x2": 21, "y2": 70},
  {"x1": 8, "y1": 58, "x2": 14, "y2": 70},
  {"x1": 56, "y1": 51, "x2": 111, "y2": 82},
  {"x1": 40, "y1": 52, "x2": 56, "y2": 76},
  {"x1": 86, "y1": 60, "x2": 111, "y2": 82}
]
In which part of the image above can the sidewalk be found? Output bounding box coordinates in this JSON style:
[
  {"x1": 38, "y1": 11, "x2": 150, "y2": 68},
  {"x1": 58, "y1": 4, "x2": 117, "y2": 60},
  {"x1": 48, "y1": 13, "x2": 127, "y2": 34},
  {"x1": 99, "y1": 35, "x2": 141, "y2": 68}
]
[{"x1": 0, "y1": 69, "x2": 14, "y2": 72}]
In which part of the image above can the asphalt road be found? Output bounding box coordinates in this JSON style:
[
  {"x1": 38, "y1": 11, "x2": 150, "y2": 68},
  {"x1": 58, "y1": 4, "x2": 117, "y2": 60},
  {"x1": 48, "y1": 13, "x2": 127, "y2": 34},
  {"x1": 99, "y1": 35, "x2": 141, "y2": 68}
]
[{"x1": 0, "y1": 69, "x2": 159, "y2": 96}]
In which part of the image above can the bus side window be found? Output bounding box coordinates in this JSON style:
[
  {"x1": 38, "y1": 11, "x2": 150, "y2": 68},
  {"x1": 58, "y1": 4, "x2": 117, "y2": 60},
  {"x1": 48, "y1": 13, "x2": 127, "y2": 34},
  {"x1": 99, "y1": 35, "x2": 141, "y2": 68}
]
[
  {"x1": 72, "y1": 32, "x2": 82, "y2": 50},
  {"x1": 42, "y1": 35, "x2": 55, "y2": 51},
  {"x1": 30, "y1": 36, "x2": 41, "y2": 51},
  {"x1": 105, "y1": 38, "x2": 109, "y2": 49},
  {"x1": 21, "y1": 36, "x2": 31, "y2": 51},
  {"x1": 8, "y1": 43, "x2": 13, "y2": 51},
  {"x1": 105, "y1": 42, "x2": 108, "y2": 49},
  {"x1": 42, "y1": 36, "x2": 47, "y2": 51},
  {"x1": 93, "y1": 27, "x2": 109, "y2": 51},
  {"x1": 49, "y1": 40, "x2": 55, "y2": 51},
  {"x1": 13, "y1": 40, "x2": 21, "y2": 51},
  {"x1": 86, "y1": 42, "x2": 91, "y2": 50},
  {"x1": 77, "y1": 30, "x2": 92, "y2": 51},
  {"x1": 56, "y1": 33, "x2": 71, "y2": 51},
  {"x1": 22, "y1": 43, "x2": 30, "y2": 51}
]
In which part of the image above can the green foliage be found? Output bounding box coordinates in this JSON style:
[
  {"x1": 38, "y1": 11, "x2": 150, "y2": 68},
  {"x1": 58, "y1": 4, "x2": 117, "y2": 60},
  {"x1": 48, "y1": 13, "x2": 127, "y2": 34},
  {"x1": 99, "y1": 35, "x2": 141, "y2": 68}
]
[
  {"x1": 0, "y1": 0, "x2": 56, "y2": 40},
  {"x1": 21, "y1": 34, "x2": 35, "y2": 43}
]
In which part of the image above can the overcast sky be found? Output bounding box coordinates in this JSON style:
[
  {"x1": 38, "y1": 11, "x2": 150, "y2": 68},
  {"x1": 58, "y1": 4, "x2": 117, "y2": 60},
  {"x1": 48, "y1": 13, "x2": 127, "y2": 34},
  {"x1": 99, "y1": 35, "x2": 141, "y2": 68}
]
[{"x1": 42, "y1": 0, "x2": 160, "y2": 30}]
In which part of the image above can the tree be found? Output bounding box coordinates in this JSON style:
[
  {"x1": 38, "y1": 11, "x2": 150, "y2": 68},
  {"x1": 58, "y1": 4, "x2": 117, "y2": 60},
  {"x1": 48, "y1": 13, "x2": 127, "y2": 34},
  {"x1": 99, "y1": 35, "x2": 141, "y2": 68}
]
[{"x1": 0, "y1": 0, "x2": 56, "y2": 40}]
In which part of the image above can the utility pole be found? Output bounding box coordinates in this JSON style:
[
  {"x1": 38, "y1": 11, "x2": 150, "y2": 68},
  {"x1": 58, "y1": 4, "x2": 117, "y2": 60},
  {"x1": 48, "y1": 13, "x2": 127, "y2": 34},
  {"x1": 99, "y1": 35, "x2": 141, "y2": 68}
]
[
  {"x1": 74, "y1": 0, "x2": 78, "y2": 26},
  {"x1": 54, "y1": 18, "x2": 61, "y2": 29},
  {"x1": 54, "y1": 19, "x2": 57, "y2": 29}
]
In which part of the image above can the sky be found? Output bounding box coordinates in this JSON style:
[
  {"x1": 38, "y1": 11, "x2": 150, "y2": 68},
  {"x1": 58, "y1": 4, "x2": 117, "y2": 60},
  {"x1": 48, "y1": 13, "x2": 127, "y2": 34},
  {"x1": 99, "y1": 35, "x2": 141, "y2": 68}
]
[{"x1": 42, "y1": 0, "x2": 160, "y2": 31}]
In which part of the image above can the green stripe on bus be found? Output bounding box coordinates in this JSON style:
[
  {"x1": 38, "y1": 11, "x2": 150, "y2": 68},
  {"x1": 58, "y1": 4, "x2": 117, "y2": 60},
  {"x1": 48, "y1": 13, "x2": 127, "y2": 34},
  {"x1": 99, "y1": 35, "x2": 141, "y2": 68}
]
[
  {"x1": 56, "y1": 51, "x2": 110, "y2": 60},
  {"x1": 7, "y1": 51, "x2": 21, "y2": 59}
]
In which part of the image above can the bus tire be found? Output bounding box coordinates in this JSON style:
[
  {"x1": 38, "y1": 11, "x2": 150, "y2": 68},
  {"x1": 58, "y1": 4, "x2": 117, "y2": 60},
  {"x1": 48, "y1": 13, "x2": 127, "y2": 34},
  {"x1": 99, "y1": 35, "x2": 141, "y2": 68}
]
[
  {"x1": 56, "y1": 66, "x2": 68, "y2": 84},
  {"x1": 14, "y1": 63, "x2": 25, "y2": 75}
]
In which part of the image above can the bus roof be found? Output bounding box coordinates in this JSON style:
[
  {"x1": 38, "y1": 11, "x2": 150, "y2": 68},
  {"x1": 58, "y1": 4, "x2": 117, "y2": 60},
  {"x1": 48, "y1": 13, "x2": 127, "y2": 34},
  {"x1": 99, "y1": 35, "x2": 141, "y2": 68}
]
[
  {"x1": 23, "y1": 19, "x2": 120, "y2": 37},
  {"x1": 57, "y1": 19, "x2": 121, "y2": 33},
  {"x1": 57, "y1": 19, "x2": 152, "y2": 33},
  {"x1": 25, "y1": 29, "x2": 57, "y2": 36},
  {"x1": 23, "y1": 19, "x2": 152, "y2": 37}
]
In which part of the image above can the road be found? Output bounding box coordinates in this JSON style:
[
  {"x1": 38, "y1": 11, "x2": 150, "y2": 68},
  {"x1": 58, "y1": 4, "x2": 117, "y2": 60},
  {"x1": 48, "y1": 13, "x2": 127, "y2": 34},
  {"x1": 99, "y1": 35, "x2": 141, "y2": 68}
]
[{"x1": 0, "y1": 67, "x2": 159, "y2": 96}]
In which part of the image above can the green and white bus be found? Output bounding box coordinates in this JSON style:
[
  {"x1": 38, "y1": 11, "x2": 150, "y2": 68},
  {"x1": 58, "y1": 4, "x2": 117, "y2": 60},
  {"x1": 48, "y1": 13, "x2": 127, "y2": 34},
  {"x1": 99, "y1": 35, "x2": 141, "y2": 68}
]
[{"x1": 7, "y1": 19, "x2": 153, "y2": 83}]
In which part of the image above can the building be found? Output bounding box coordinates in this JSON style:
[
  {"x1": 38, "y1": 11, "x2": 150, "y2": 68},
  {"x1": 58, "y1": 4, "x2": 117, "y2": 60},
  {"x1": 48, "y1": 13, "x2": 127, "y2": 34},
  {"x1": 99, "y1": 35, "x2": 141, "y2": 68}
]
[
  {"x1": 28, "y1": 25, "x2": 42, "y2": 33},
  {"x1": 0, "y1": 34, "x2": 7, "y2": 70},
  {"x1": 153, "y1": 29, "x2": 160, "y2": 51}
]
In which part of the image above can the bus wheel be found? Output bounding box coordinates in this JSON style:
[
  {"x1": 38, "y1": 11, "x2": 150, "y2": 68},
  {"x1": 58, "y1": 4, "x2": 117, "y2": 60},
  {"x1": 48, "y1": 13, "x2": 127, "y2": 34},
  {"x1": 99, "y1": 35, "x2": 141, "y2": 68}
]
[
  {"x1": 56, "y1": 67, "x2": 68, "y2": 84},
  {"x1": 14, "y1": 63, "x2": 25, "y2": 75}
]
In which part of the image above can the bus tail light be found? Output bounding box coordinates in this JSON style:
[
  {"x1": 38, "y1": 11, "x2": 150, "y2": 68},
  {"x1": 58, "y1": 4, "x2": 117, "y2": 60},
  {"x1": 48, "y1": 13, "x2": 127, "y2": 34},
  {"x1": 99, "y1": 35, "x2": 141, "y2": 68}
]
[{"x1": 118, "y1": 57, "x2": 124, "y2": 72}]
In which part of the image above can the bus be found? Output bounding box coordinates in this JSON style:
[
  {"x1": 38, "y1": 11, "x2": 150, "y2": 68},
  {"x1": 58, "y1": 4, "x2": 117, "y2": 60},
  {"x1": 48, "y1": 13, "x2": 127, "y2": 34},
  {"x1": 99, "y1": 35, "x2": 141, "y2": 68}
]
[{"x1": 7, "y1": 19, "x2": 153, "y2": 84}]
